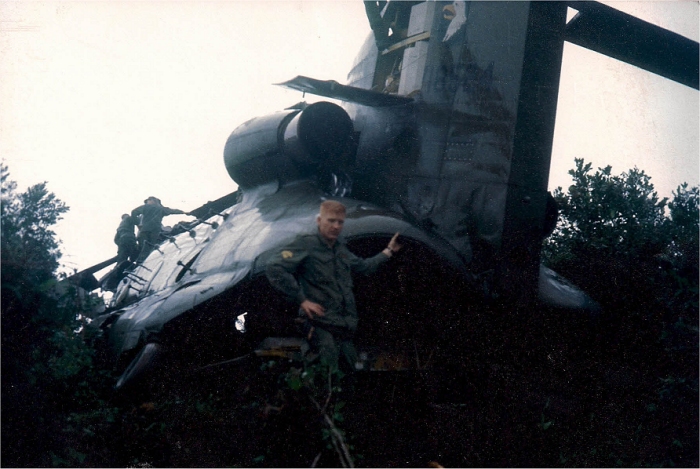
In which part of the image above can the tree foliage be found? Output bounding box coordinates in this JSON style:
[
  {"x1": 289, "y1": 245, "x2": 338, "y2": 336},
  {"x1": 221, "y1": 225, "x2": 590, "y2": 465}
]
[
  {"x1": 1, "y1": 164, "x2": 99, "y2": 467},
  {"x1": 1, "y1": 163, "x2": 68, "y2": 286},
  {"x1": 545, "y1": 158, "x2": 673, "y2": 262},
  {"x1": 539, "y1": 158, "x2": 698, "y2": 467},
  {"x1": 666, "y1": 183, "x2": 699, "y2": 272},
  {"x1": 2, "y1": 164, "x2": 72, "y2": 367},
  {"x1": 544, "y1": 158, "x2": 698, "y2": 311},
  {"x1": 1, "y1": 163, "x2": 74, "y2": 344}
]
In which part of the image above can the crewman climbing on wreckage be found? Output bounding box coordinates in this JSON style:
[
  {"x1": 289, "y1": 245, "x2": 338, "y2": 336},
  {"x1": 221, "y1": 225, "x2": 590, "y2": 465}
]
[{"x1": 131, "y1": 196, "x2": 192, "y2": 262}]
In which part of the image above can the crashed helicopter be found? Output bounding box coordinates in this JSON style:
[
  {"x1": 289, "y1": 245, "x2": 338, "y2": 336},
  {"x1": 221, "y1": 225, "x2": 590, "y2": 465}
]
[{"x1": 71, "y1": 1, "x2": 698, "y2": 390}]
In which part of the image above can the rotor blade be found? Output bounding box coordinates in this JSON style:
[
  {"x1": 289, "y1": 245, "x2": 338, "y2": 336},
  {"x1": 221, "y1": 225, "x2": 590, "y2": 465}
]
[
  {"x1": 62, "y1": 255, "x2": 118, "y2": 291},
  {"x1": 67, "y1": 255, "x2": 119, "y2": 280},
  {"x1": 276, "y1": 75, "x2": 413, "y2": 107},
  {"x1": 565, "y1": 1, "x2": 699, "y2": 89}
]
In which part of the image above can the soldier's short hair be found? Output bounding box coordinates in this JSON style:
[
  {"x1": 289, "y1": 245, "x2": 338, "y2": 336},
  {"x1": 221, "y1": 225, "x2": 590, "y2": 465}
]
[{"x1": 319, "y1": 200, "x2": 346, "y2": 216}]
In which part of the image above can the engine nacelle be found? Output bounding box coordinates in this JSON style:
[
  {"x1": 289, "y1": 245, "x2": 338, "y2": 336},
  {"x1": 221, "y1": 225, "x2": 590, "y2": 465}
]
[{"x1": 224, "y1": 101, "x2": 354, "y2": 188}]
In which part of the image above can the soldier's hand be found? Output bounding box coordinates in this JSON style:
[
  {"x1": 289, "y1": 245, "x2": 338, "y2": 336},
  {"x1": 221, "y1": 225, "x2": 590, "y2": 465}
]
[
  {"x1": 388, "y1": 232, "x2": 402, "y2": 253},
  {"x1": 300, "y1": 299, "x2": 325, "y2": 319}
]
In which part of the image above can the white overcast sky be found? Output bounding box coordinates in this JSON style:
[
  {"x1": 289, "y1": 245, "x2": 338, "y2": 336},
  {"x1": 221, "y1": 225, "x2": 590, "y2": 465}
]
[{"x1": 1, "y1": 1, "x2": 698, "y2": 274}]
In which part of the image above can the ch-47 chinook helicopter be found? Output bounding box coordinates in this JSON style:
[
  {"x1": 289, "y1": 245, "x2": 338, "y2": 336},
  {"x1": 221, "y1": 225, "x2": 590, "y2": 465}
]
[{"x1": 74, "y1": 1, "x2": 698, "y2": 390}]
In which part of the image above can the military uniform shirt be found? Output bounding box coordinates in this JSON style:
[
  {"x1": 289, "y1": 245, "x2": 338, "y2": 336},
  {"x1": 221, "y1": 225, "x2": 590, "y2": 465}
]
[
  {"x1": 131, "y1": 204, "x2": 184, "y2": 232},
  {"x1": 266, "y1": 232, "x2": 389, "y2": 332},
  {"x1": 114, "y1": 218, "x2": 136, "y2": 244}
]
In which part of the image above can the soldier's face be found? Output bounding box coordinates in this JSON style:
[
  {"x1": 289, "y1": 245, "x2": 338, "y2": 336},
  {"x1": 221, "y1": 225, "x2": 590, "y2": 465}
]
[{"x1": 317, "y1": 211, "x2": 345, "y2": 244}]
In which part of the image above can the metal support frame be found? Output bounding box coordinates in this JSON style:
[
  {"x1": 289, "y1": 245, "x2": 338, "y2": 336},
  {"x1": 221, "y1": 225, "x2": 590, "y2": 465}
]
[{"x1": 497, "y1": 2, "x2": 568, "y2": 302}]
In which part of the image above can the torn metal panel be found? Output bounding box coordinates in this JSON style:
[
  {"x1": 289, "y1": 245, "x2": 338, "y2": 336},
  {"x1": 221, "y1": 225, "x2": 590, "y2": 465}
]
[{"x1": 277, "y1": 76, "x2": 413, "y2": 107}]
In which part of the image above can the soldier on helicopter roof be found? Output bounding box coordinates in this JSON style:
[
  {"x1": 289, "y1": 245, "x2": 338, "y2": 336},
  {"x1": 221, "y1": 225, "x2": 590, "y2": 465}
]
[
  {"x1": 114, "y1": 213, "x2": 138, "y2": 264},
  {"x1": 131, "y1": 196, "x2": 192, "y2": 262}
]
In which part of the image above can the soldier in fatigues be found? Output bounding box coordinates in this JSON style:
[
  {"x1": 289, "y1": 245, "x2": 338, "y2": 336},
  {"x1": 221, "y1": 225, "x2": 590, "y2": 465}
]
[
  {"x1": 131, "y1": 196, "x2": 190, "y2": 262},
  {"x1": 266, "y1": 200, "x2": 402, "y2": 372},
  {"x1": 114, "y1": 214, "x2": 138, "y2": 263}
]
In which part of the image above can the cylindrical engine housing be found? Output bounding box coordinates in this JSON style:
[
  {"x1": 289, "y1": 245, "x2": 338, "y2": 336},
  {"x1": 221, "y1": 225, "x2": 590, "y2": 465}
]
[{"x1": 224, "y1": 101, "x2": 354, "y2": 188}]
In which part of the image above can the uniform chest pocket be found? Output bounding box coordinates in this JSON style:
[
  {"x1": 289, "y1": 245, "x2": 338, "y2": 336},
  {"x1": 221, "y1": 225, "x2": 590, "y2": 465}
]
[
  {"x1": 308, "y1": 255, "x2": 335, "y2": 285},
  {"x1": 308, "y1": 253, "x2": 351, "y2": 286}
]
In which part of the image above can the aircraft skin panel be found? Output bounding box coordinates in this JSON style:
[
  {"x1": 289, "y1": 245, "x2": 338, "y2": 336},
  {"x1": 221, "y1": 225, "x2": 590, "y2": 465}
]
[
  {"x1": 147, "y1": 271, "x2": 241, "y2": 326},
  {"x1": 346, "y1": 2, "x2": 548, "y2": 275},
  {"x1": 425, "y1": 1, "x2": 537, "y2": 270},
  {"x1": 420, "y1": 1, "x2": 530, "y2": 112},
  {"x1": 140, "y1": 230, "x2": 201, "y2": 294},
  {"x1": 346, "y1": 33, "x2": 378, "y2": 90},
  {"x1": 539, "y1": 265, "x2": 600, "y2": 311}
]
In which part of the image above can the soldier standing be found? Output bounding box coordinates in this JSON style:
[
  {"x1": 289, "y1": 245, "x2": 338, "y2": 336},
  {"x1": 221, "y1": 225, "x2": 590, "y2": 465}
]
[
  {"x1": 266, "y1": 200, "x2": 402, "y2": 372},
  {"x1": 131, "y1": 196, "x2": 190, "y2": 262}
]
